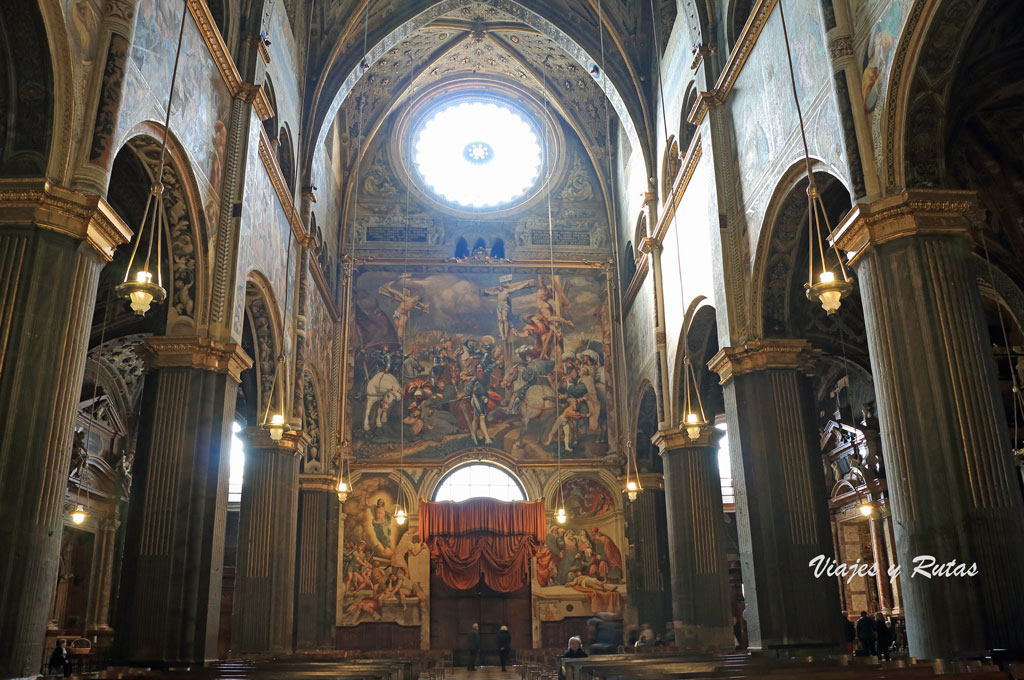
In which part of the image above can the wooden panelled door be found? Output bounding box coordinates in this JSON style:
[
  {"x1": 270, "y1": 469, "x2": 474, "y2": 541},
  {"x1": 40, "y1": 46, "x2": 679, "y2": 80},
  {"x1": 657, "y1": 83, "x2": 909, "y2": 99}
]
[{"x1": 430, "y1": 569, "x2": 531, "y2": 665}]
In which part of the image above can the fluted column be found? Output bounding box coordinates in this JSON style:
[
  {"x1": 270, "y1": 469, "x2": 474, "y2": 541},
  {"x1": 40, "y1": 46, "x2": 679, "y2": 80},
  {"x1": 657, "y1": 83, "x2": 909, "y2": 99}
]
[
  {"x1": 652, "y1": 427, "x2": 732, "y2": 647},
  {"x1": 295, "y1": 475, "x2": 339, "y2": 650},
  {"x1": 116, "y1": 336, "x2": 252, "y2": 665},
  {"x1": 621, "y1": 473, "x2": 671, "y2": 634},
  {"x1": 834, "y1": 189, "x2": 1024, "y2": 658},
  {"x1": 232, "y1": 428, "x2": 306, "y2": 654},
  {"x1": 86, "y1": 518, "x2": 119, "y2": 631},
  {"x1": 0, "y1": 180, "x2": 130, "y2": 678},
  {"x1": 709, "y1": 339, "x2": 842, "y2": 655}
]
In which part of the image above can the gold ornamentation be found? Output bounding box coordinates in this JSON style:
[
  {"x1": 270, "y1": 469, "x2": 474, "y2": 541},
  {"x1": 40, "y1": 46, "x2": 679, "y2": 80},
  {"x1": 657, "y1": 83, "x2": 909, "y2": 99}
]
[
  {"x1": 135, "y1": 335, "x2": 253, "y2": 382},
  {"x1": 0, "y1": 179, "x2": 132, "y2": 260},
  {"x1": 829, "y1": 36, "x2": 855, "y2": 60},
  {"x1": 708, "y1": 338, "x2": 821, "y2": 384},
  {"x1": 238, "y1": 426, "x2": 309, "y2": 454},
  {"x1": 651, "y1": 426, "x2": 716, "y2": 452},
  {"x1": 299, "y1": 474, "x2": 339, "y2": 492},
  {"x1": 652, "y1": 143, "x2": 702, "y2": 245}
]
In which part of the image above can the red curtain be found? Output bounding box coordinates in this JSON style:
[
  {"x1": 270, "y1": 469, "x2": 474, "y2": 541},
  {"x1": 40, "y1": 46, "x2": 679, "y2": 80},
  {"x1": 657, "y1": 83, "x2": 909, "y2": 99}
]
[{"x1": 419, "y1": 498, "x2": 546, "y2": 592}]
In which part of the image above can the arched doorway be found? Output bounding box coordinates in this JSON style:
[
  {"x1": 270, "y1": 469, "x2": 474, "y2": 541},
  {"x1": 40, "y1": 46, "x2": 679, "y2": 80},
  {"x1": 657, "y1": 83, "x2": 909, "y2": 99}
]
[{"x1": 428, "y1": 463, "x2": 532, "y2": 664}]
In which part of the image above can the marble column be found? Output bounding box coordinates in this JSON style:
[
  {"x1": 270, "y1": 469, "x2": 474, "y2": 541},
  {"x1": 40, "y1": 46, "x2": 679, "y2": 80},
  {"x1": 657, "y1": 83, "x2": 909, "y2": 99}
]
[
  {"x1": 709, "y1": 339, "x2": 842, "y2": 655},
  {"x1": 867, "y1": 515, "x2": 893, "y2": 613},
  {"x1": 834, "y1": 189, "x2": 1024, "y2": 658},
  {"x1": 0, "y1": 180, "x2": 130, "y2": 678},
  {"x1": 295, "y1": 475, "x2": 339, "y2": 650},
  {"x1": 232, "y1": 428, "x2": 306, "y2": 654},
  {"x1": 116, "y1": 336, "x2": 251, "y2": 665},
  {"x1": 621, "y1": 473, "x2": 671, "y2": 635},
  {"x1": 86, "y1": 518, "x2": 119, "y2": 631},
  {"x1": 652, "y1": 428, "x2": 733, "y2": 648}
]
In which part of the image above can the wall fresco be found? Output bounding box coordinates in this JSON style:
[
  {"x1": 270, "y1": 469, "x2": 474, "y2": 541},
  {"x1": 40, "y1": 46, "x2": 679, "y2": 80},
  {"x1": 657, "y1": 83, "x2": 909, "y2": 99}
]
[
  {"x1": 347, "y1": 265, "x2": 616, "y2": 462},
  {"x1": 534, "y1": 476, "x2": 625, "y2": 618},
  {"x1": 340, "y1": 474, "x2": 429, "y2": 627}
]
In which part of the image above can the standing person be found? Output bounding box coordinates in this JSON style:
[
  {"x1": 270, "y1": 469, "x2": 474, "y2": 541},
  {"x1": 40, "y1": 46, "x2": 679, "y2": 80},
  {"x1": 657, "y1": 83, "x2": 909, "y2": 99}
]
[
  {"x1": 497, "y1": 624, "x2": 512, "y2": 671},
  {"x1": 842, "y1": 612, "x2": 856, "y2": 655},
  {"x1": 875, "y1": 613, "x2": 892, "y2": 660},
  {"x1": 47, "y1": 639, "x2": 71, "y2": 677},
  {"x1": 468, "y1": 622, "x2": 480, "y2": 671},
  {"x1": 856, "y1": 610, "x2": 876, "y2": 657}
]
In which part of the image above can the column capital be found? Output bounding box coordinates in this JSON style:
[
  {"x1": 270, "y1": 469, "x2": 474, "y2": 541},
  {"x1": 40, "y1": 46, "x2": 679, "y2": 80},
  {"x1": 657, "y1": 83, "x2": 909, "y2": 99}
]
[
  {"x1": 136, "y1": 336, "x2": 253, "y2": 382},
  {"x1": 708, "y1": 338, "x2": 820, "y2": 384},
  {"x1": 299, "y1": 474, "x2": 338, "y2": 493},
  {"x1": 652, "y1": 426, "x2": 720, "y2": 453},
  {"x1": 239, "y1": 426, "x2": 309, "y2": 454},
  {"x1": 833, "y1": 189, "x2": 978, "y2": 265},
  {"x1": 0, "y1": 178, "x2": 132, "y2": 260}
]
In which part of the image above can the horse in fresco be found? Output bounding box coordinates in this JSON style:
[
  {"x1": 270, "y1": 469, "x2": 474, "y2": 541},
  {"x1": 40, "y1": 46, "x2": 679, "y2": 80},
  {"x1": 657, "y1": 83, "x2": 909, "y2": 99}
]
[
  {"x1": 515, "y1": 383, "x2": 557, "y2": 447},
  {"x1": 363, "y1": 371, "x2": 401, "y2": 431}
]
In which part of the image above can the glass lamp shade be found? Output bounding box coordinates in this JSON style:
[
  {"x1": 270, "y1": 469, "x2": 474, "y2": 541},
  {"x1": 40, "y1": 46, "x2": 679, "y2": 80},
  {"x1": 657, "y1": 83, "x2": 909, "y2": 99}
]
[
  {"x1": 268, "y1": 413, "x2": 285, "y2": 441},
  {"x1": 806, "y1": 270, "x2": 852, "y2": 315},
  {"x1": 395, "y1": 507, "x2": 408, "y2": 525},
  {"x1": 555, "y1": 507, "x2": 567, "y2": 524},
  {"x1": 337, "y1": 479, "x2": 349, "y2": 502},
  {"x1": 115, "y1": 270, "x2": 166, "y2": 316},
  {"x1": 70, "y1": 504, "x2": 87, "y2": 525},
  {"x1": 685, "y1": 412, "x2": 704, "y2": 441},
  {"x1": 625, "y1": 480, "x2": 639, "y2": 502},
  {"x1": 858, "y1": 502, "x2": 873, "y2": 517}
]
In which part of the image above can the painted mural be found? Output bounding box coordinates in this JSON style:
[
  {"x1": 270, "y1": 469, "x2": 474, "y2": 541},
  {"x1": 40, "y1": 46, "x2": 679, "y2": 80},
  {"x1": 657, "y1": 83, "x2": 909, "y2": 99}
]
[
  {"x1": 534, "y1": 476, "x2": 625, "y2": 618},
  {"x1": 347, "y1": 266, "x2": 615, "y2": 462},
  {"x1": 340, "y1": 474, "x2": 429, "y2": 627}
]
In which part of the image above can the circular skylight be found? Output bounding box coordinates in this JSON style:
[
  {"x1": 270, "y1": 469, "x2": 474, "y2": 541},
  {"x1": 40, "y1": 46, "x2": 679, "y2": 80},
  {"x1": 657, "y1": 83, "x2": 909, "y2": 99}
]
[{"x1": 414, "y1": 101, "x2": 542, "y2": 208}]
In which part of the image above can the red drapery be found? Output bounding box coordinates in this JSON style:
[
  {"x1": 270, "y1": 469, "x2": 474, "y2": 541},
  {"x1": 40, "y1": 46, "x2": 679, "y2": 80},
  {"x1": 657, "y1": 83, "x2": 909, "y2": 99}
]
[{"x1": 419, "y1": 498, "x2": 545, "y2": 592}]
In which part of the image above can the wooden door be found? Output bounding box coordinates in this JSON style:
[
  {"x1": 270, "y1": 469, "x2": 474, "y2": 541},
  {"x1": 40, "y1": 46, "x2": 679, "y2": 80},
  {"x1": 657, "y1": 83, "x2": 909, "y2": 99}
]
[{"x1": 430, "y1": 570, "x2": 531, "y2": 664}]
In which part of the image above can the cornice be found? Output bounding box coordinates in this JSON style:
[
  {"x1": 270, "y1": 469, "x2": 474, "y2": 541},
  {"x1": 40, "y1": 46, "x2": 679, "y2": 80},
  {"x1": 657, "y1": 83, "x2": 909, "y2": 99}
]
[
  {"x1": 708, "y1": 337, "x2": 820, "y2": 384},
  {"x1": 615, "y1": 473, "x2": 664, "y2": 491},
  {"x1": 136, "y1": 335, "x2": 253, "y2": 382},
  {"x1": 651, "y1": 426, "x2": 719, "y2": 453},
  {"x1": 257, "y1": 124, "x2": 309, "y2": 244},
  {"x1": 185, "y1": 0, "x2": 272, "y2": 120},
  {"x1": 689, "y1": 0, "x2": 778, "y2": 126},
  {"x1": 0, "y1": 178, "x2": 132, "y2": 260},
  {"x1": 653, "y1": 138, "x2": 702, "y2": 245},
  {"x1": 238, "y1": 425, "x2": 310, "y2": 453},
  {"x1": 833, "y1": 189, "x2": 977, "y2": 265}
]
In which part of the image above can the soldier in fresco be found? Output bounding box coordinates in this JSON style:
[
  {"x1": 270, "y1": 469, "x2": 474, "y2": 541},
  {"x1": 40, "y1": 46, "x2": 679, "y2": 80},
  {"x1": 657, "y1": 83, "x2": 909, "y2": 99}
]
[{"x1": 464, "y1": 363, "x2": 496, "y2": 445}]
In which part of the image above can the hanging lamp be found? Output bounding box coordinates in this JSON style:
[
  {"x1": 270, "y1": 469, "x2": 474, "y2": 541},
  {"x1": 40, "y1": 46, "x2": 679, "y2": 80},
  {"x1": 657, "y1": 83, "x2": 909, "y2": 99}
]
[
  {"x1": 116, "y1": 1, "x2": 190, "y2": 316},
  {"x1": 682, "y1": 355, "x2": 708, "y2": 441},
  {"x1": 777, "y1": 0, "x2": 853, "y2": 315},
  {"x1": 262, "y1": 355, "x2": 287, "y2": 441},
  {"x1": 622, "y1": 440, "x2": 642, "y2": 501}
]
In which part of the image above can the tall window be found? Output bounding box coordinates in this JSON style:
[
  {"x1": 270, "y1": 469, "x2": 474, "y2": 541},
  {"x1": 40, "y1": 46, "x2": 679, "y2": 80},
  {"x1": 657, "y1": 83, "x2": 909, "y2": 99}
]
[
  {"x1": 717, "y1": 422, "x2": 735, "y2": 505},
  {"x1": 229, "y1": 421, "x2": 245, "y2": 504},
  {"x1": 433, "y1": 463, "x2": 526, "y2": 503}
]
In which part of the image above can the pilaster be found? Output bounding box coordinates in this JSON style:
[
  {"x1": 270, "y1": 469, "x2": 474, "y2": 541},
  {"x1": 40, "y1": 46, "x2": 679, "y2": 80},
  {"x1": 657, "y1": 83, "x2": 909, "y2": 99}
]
[
  {"x1": 0, "y1": 182, "x2": 130, "y2": 678},
  {"x1": 709, "y1": 339, "x2": 842, "y2": 655},
  {"x1": 232, "y1": 428, "x2": 307, "y2": 654},
  {"x1": 295, "y1": 475, "x2": 339, "y2": 650},
  {"x1": 833, "y1": 189, "x2": 1024, "y2": 658},
  {"x1": 651, "y1": 427, "x2": 733, "y2": 648},
  {"x1": 115, "y1": 336, "x2": 252, "y2": 665}
]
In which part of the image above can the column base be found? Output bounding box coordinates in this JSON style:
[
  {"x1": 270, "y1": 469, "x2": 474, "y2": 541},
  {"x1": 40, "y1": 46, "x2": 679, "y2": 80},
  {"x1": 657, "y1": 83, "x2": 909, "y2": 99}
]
[{"x1": 672, "y1": 621, "x2": 735, "y2": 649}]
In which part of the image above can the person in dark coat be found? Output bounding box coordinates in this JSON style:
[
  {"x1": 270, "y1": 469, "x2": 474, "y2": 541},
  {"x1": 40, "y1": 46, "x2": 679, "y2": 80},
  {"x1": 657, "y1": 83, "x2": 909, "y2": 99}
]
[
  {"x1": 563, "y1": 636, "x2": 588, "y2": 658},
  {"x1": 856, "y1": 610, "x2": 877, "y2": 656},
  {"x1": 875, "y1": 613, "x2": 892, "y2": 660},
  {"x1": 468, "y1": 623, "x2": 480, "y2": 671},
  {"x1": 497, "y1": 625, "x2": 512, "y2": 671},
  {"x1": 842, "y1": 612, "x2": 857, "y2": 654},
  {"x1": 47, "y1": 639, "x2": 71, "y2": 677}
]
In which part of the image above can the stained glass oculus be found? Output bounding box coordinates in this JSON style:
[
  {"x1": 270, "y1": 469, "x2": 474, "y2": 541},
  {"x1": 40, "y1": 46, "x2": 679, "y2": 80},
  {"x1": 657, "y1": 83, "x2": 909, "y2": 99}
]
[{"x1": 414, "y1": 101, "x2": 542, "y2": 208}]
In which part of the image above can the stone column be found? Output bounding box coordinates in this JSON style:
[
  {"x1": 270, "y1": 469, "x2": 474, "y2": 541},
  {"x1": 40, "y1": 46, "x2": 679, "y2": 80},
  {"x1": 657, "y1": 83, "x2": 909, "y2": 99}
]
[
  {"x1": 621, "y1": 473, "x2": 671, "y2": 635},
  {"x1": 709, "y1": 339, "x2": 842, "y2": 655},
  {"x1": 295, "y1": 475, "x2": 339, "y2": 650},
  {"x1": 232, "y1": 428, "x2": 306, "y2": 654},
  {"x1": 867, "y1": 515, "x2": 893, "y2": 613},
  {"x1": 881, "y1": 515, "x2": 902, "y2": 613},
  {"x1": 86, "y1": 518, "x2": 119, "y2": 631},
  {"x1": 652, "y1": 428, "x2": 733, "y2": 648},
  {"x1": 834, "y1": 189, "x2": 1024, "y2": 658},
  {"x1": 0, "y1": 180, "x2": 130, "y2": 678},
  {"x1": 116, "y1": 336, "x2": 251, "y2": 665}
]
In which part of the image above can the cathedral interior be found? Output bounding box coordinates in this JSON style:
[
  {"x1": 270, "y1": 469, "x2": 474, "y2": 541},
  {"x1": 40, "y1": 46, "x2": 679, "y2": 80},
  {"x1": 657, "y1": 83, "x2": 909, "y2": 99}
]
[{"x1": 2, "y1": 0, "x2": 1024, "y2": 678}]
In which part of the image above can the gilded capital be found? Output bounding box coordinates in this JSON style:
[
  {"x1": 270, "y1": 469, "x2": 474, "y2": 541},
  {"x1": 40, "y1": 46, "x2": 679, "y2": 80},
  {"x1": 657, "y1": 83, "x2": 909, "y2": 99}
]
[
  {"x1": 708, "y1": 338, "x2": 820, "y2": 384},
  {"x1": 0, "y1": 178, "x2": 132, "y2": 260},
  {"x1": 299, "y1": 474, "x2": 339, "y2": 493},
  {"x1": 652, "y1": 426, "x2": 719, "y2": 453},
  {"x1": 833, "y1": 189, "x2": 978, "y2": 266},
  {"x1": 638, "y1": 236, "x2": 658, "y2": 254},
  {"x1": 239, "y1": 426, "x2": 309, "y2": 454},
  {"x1": 136, "y1": 336, "x2": 253, "y2": 382}
]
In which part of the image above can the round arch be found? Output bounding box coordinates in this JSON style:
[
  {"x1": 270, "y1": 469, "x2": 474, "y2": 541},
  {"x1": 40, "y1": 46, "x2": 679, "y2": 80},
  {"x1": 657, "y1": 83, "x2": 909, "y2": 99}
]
[
  {"x1": 431, "y1": 462, "x2": 528, "y2": 502},
  {"x1": 244, "y1": 272, "x2": 286, "y2": 418}
]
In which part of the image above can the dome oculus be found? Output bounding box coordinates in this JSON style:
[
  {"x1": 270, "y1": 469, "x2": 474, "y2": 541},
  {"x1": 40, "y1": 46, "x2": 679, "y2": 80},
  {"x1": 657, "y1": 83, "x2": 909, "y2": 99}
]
[{"x1": 414, "y1": 101, "x2": 542, "y2": 208}]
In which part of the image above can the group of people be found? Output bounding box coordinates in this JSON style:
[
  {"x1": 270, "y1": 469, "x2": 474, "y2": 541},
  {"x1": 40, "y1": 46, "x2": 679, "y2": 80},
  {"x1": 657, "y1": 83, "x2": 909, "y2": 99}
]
[
  {"x1": 466, "y1": 623, "x2": 514, "y2": 672},
  {"x1": 844, "y1": 611, "x2": 898, "y2": 659}
]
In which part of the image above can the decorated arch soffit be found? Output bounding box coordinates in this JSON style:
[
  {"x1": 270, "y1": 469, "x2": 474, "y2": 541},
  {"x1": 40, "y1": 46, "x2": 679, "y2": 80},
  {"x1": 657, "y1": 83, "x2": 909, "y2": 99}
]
[
  {"x1": 306, "y1": 0, "x2": 657, "y2": 190},
  {"x1": 245, "y1": 275, "x2": 285, "y2": 417}
]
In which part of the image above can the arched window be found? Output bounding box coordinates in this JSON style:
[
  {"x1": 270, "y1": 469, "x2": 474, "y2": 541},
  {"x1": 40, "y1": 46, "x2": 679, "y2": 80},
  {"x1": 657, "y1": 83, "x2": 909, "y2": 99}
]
[
  {"x1": 490, "y1": 238, "x2": 505, "y2": 259},
  {"x1": 662, "y1": 136, "x2": 681, "y2": 201},
  {"x1": 433, "y1": 463, "x2": 526, "y2": 502},
  {"x1": 680, "y1": 84, "x2": 699, "y2": 150},
  {"x1": 262, "y1": 76, "x2": 278, "y2": 143},
  {"x1": 622, "y1": 241, "x2": 637, "y2": 283},
  {"x1": 278, "y1": 123, "x2": 295, "y2": 193},
  {"x1": 454, "y1": 237, "x2": 469, "y2": 259}
]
